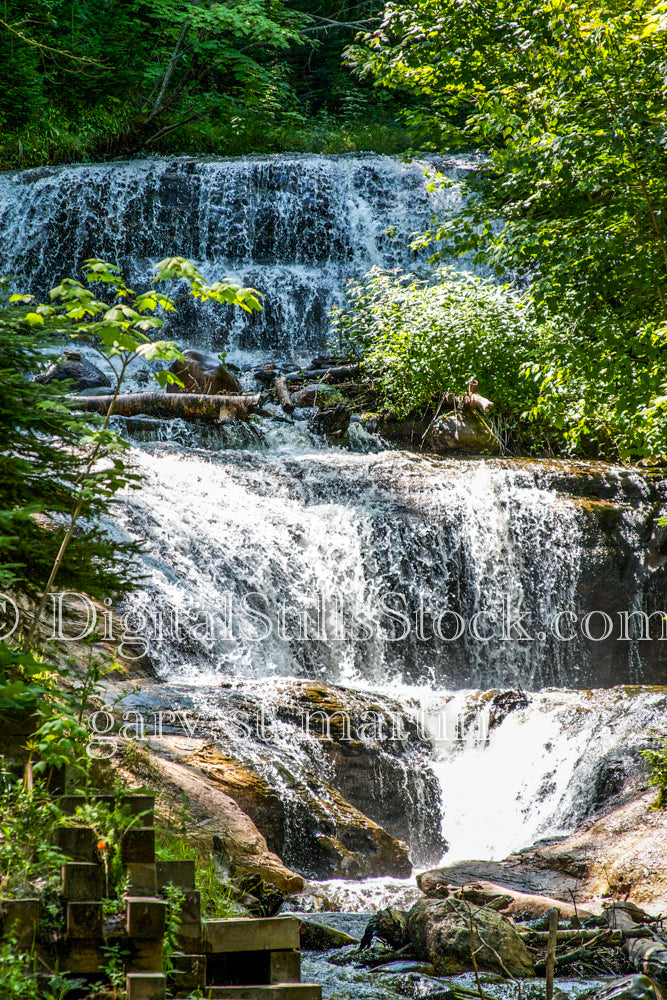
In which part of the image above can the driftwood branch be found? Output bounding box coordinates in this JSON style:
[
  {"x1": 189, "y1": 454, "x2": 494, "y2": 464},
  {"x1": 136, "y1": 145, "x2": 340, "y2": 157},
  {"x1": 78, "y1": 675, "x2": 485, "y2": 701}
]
[
  {"x1": 284, "y1": 363, "x2": 361, "y2": 384},
  {"x1": 523, "y1": 927, "x2": 652, "y2": 945},
  {"x1": 70, "y1": 392, "x2": 259, "y2": 422},
  {"x1": 545, "y1": 908, "x2": 559, "y2": 1000},
  {"x1": 275, "y1": 376, "x2": 294, "y2": 413}
]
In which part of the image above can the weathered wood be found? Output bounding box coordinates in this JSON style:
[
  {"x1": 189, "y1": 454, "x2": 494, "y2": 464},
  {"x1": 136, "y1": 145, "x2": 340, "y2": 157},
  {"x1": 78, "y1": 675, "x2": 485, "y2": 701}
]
[
  {"x1": 545, "y1": 907, "x2": 559, "y2": 1000},
  {"x1": 534, "y1": 937, "x2": 607, "y2": 975},
  {"x1": 284, "y1": 364, "x2": 360, "y2": 384},
  {"x1": 626, "y1": 937, "x2": 667, "y2": 986},
  {"x1": 275, "y1": 377, "x2": 294, "y2": 413},
  {"x1": 524, "y1": 927, "x2": 652, "y2": 945},
  {"x1": 204, "y1": 916, "x2": 300, "y2": 953},
  {"x1": 70, "y1": 392, "x2": 260, "y2": 422}
]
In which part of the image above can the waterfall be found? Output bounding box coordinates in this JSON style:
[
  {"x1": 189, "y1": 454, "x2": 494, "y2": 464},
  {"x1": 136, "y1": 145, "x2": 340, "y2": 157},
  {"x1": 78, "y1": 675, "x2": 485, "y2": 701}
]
[
  {"x1": 0, "y1": 153, "x2": 479, "y2": 363},
  {"x1": 108, "y1": 421, "x2": 663, "y2": 691},
  {"x1": 7, "y1": 153, "x2": 666, "y2": 881}
]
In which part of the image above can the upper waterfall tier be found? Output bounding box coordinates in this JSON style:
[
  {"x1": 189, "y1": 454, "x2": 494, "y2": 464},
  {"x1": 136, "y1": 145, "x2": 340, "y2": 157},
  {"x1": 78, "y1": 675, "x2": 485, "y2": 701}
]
[{"x1": 0, "y1": 154, "x2": 477, "y2": 361}]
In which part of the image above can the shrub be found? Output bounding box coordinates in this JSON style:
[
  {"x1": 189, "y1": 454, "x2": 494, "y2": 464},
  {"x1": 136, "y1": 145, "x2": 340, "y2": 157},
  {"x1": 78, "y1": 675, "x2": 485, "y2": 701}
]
[{"x1": 330, "y1": 266, "x2": 544, "y2": 418}]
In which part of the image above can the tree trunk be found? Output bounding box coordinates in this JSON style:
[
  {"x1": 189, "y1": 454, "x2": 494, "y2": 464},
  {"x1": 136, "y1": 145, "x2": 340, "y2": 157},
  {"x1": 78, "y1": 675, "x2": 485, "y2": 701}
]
[{"x1": 71, "y1": 392, "x2": 260, "y2": 422}]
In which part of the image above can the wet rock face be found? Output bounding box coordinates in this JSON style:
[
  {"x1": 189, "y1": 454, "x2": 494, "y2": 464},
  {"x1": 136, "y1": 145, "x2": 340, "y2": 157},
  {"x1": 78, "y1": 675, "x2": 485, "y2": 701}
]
[
  {"x1": 182, "y1": 742, "x2": 413, "y2": 881},
  {"x1": 407, "y1": 897, "x2": 535, "y2": 977},
  {"x1": 273, "y1": 682, "x2": 446, "y2": 868},
  {"x1": 123, "y1": 679, "x2": 444, "y2": 879},
  {"x1": 551, "y1": 465, "x2": 667, "y2": 686}
]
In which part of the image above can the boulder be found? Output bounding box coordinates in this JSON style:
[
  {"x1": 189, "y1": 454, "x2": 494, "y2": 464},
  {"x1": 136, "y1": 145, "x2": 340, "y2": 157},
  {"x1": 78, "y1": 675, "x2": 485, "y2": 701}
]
[
  {"x1": 360, "y1": 908, "x2": 409, "y2": 950},
  {"x1": 299, "y1": 919, "x2": 359, "y2": 951},
  {"x1": 34, "y1": 351, "x2": 111, "y2": 391},
  {"x1": 584, "y1": 975, "x2": 666, "y2": 1000},
  {"x1": 291, "y1": 383, "x2": 337, "y2": 407},
  {"x1": 407, "y1": 897, "x2": 535, "y2": 977},
  {"x1": 167, "y1": 348, "x2": 241, "y2": 395},
  {"x1": 426, "y1": 412, "x2": 500, "y2": 454},
  {"x1": 310, "y1": 404, "x2": 350, "y2": 438},
  {"x1": 604, "y1": 901, "x2": 656, "y2": 931}
]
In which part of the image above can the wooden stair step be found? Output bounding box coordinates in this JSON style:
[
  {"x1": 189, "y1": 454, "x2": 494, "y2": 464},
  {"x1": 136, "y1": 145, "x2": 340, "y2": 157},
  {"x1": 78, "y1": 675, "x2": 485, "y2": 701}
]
[
  {"x1": 204, "y1": 986, "x2": 321, "y2": 1000},
  {"x1": 204, "y1": 916, "x2": 300, "y2": 953}
]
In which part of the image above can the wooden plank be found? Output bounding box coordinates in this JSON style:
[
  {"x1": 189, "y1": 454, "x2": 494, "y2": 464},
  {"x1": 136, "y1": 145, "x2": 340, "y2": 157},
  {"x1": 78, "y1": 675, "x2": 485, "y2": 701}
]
[
  {"x1": 205, "y1": 986, "x2": 321, "y2": 1000},
  {"x1": 204, "y1": 917, "x2": 300, "y2": 954}
]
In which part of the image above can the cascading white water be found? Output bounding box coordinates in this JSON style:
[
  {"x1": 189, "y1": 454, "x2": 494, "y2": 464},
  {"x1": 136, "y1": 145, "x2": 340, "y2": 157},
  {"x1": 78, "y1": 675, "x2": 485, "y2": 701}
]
[
  {"x1": 110, "y1": 426, "x2": 594, "y2": 690},
  {"x1": 7, "y1": 152, "x2": 665, "y2": 881},
  {"x1": 0, "y1": 153, "x2": 480, "y2": 362},
  {"x1": 104, "y1": 421, "x2": 665, "y2": 873}
]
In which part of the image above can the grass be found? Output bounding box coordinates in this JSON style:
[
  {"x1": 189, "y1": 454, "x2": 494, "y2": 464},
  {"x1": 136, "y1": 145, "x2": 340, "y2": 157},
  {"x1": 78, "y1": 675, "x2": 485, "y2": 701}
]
[{"x1": 0, "y1": 104, "x2": 413, "y2": 171}]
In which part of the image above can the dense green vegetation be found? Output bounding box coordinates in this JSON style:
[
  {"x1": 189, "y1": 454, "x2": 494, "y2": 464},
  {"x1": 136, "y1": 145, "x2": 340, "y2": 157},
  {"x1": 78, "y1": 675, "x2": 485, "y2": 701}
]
[
  {"x1": 342, "y1": 0, "x2": 667, "y2": 459},
  {"x1": 331, "y1": 265, "x2": 545, "y2": 416},
  {"x1": 0, "y1": 0, "x2": 413, "y2": 167},
  {"x1": 0, "y1": 261, "x2": 259, "y2": 989}
]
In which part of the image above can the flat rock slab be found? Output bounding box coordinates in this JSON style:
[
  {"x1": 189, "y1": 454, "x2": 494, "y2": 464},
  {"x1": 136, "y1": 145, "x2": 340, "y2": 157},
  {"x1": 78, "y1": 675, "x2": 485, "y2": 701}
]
[{"x1": 418, "y1": 859, "x2": 580, "y2": 901}]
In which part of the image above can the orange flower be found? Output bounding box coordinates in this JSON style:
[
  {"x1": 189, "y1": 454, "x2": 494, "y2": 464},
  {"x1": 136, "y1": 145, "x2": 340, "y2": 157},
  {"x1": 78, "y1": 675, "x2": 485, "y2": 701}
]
[{"x1": 97, "y1": 841, "x2": 107, "y2": 851}]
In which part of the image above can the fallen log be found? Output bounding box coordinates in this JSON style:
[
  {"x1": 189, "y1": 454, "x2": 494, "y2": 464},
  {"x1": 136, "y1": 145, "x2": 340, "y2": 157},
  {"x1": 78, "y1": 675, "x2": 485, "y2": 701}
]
[
  {"x1": 626, "y1": 938, "x2": 667, "y2": 987},
  {"x1": 524, "y1": 928, "x2": 652, "y2": 945},
  {"x1": 437, "y1": 879, "x2": 591, "y2": 923},
  {"x1": 275, "y1": 376, "x2": 294, "y2": 413},
  {"x1": 534, "y1": 933, "x2": 609, "y2": 975},
  {"x1": 284, "y1": 364, "x2": 361, "y2": 384},
  {"x1": 70, "y1": 392, "x2": 260, "y2": 422}
]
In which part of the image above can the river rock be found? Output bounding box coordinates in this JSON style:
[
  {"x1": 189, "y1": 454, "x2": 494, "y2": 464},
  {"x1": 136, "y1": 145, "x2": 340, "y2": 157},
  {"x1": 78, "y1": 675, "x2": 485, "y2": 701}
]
[
  {"x1": 407, "y1": 897, "x2": 536, "y2": 977},
  {"x1": 167, "y1": 348, "x2": 241, "y2": 394},
  {"x1": 34, "y1": 352, "x2": 111, "y2": 391},
  {"x1": 310, "y1": 404, "x2": 350, "y2": 437},
  {"x1": 426, "y1": 412, "x2": 501, "y2": 454},
  {"x1": 584, "y1": 975, "x2": 666, "y2": 1000},
  {"x1": 299, "y1": 919, "x2": 359, "y2": 951},
  {"x1": 360, "y1": 908, "x2": 409, "y2": 950},
  {"x1": 604, "y1": 901, "x2": 655, "y2": 930},
  {"x1": 416, "y1": 871, "x2": 592, "y2": 922},
  {"x1": 292, "y1": 383, "x2": 337, "y2": 407}
]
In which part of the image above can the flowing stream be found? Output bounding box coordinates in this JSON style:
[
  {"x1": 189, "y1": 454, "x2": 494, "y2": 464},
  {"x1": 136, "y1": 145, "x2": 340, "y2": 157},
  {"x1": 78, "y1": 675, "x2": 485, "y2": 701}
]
[{"x1": 3, "y1": 155, "x2": 666, "y2": 987}]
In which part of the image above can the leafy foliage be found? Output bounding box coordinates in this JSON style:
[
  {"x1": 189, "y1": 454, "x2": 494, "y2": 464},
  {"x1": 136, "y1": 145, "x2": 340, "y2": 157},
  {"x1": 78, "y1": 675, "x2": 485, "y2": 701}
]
[
  {"x1": 348, "y1": 0, "x2": 667, "y2": 321},
  {"x1": 0, "y1": 285, "x2": 138, "y2": 599},
  {"x1": 642, "y1": 739, "x2": 667, "y2": 809},
  {"x1": 345, "y1": 0, "x2": 667, "y2": 458},
  {"x1": 0, "y1": 0, "x2": 414, "y2": 165},
  {"x1": 331, "y1": 266, "x2": 543, "y2": 417}
]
